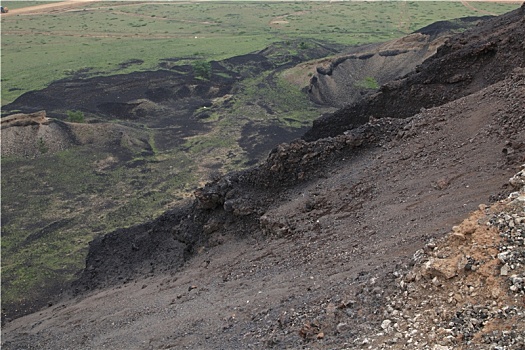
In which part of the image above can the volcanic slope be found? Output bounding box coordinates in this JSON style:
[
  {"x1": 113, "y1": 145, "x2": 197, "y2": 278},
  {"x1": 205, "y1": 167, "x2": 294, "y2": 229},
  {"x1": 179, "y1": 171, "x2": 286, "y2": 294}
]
[
  {"x1": 0, "y1": 18, "x2": 492, "y2": 324},
  {"x1": 307, "y1": 16, "x2": 491, "y2": 108},
  {"x1": 0, "y1": 16, "x2": 494, "y2": 323},
  {"x1": 2, "y1": 64, "x2": 523, "y2": 350},
  {"x1": 304, "y1": 4, "x2": 525, "y2": 141},
  {"x1": 2, "y1": 6, "x2": 525, "y2": 349}
]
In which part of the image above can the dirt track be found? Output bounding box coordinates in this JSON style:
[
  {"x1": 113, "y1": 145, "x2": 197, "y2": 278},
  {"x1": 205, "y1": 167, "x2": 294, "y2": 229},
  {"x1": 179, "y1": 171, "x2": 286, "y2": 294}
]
[{"x1": 2, "y1": 0, "x2": 101, "y2": 16}]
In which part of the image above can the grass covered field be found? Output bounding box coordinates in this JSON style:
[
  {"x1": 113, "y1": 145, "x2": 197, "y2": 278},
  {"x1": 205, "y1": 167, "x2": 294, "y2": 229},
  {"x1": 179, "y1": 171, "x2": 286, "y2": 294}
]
[{"x1": 1, "y1": 1, "x2": 520, "y2": 105}]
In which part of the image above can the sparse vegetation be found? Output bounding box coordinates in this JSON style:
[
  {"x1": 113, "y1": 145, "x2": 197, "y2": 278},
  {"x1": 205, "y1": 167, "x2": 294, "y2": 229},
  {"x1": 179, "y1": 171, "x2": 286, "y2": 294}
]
[
  {"x1": 1, "y1": 145, "x2": 197, "y2": 318},
  {"x1": 66, "y1": 110, "x2": 85, "y2": 123},
  {"x1": 192, "y1": 60, "x2": 212, "y2": 80},
  {"x1": 1, "y1": 1, "x2": 520, "y2": 105},
  {"x1": 355, "y1": 76, "x2": 380, "y2": 90},
  {"x1": 1, "y1": 1, "x2": 53, "y2": 10},
  {"x1": 37, "y1": 137, "x2": 48, "y2": 154}
]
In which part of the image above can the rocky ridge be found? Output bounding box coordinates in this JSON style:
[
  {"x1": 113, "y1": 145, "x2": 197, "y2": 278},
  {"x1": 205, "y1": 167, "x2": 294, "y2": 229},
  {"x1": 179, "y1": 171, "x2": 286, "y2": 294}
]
[
  {"x1": 307, "y1": 16, "x2": 489, "y2": 108},
  {"x1": 304, "y1": 5, "x2": 525, "y2": 141}
]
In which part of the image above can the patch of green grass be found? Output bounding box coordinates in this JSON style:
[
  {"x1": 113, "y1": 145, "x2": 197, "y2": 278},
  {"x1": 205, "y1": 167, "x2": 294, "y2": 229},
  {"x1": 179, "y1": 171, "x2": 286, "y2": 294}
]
[
  {"x1": 183, "y1": 133, "x2": 237, "y2": 155},
  {"x1": 215, "y1": 72, "x2": 233, "y2": 79},
  {"x1": 229, "y1": 69, "x2": 318, "y2": 126},
  {"x1": 355, "y1": 76, "x2": 380, "y2": 90},
  {"x1": 67, "y1": 110, "x2": 85, "y2": 123}
]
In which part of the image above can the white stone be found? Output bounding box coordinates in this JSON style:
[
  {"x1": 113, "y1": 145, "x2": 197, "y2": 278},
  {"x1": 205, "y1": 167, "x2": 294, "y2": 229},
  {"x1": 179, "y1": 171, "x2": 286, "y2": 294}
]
[
  {"x1": 433, "y1": 345, "x2": 450, "y2": 350},
  {"x1": 381, "y1": 319, "x2": 392, "y2": 332}
]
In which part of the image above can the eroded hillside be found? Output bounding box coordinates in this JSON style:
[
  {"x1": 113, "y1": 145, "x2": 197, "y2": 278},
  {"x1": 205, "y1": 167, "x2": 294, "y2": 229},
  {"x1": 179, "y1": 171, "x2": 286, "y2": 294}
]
[
  {"x1": 1, "y1": 17, "x2": 487, "y2": 323},
  {"x1": 3, "y1": 4, "x2": 525, "y2": 346},
  {"x1": 304, "y1": 5, "x2": 525, "y2": 141},
  {"x1": 307, "y1": 16, "x2": 490, "y2": 107},
  {"x1": 0, "y1": 40, "x2": 340, "y2": 321}
]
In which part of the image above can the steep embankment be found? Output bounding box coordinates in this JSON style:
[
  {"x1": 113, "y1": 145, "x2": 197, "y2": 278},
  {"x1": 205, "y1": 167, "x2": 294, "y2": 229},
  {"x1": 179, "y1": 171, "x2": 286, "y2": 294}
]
[
  {"x1": 308, "y1": 16, "x2": 489, "y2": 108},
  {"x1": 304, "y1": 5, "x2": 525, "y2": 141}
]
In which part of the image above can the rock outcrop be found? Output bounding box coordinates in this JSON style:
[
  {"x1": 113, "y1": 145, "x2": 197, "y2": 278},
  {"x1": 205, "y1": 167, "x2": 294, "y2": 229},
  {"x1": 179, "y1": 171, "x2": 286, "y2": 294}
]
[
  {"x1": 362, "y1": 166, "x2": 525, "y2": 349},
  {"x1": 1, "y1": 110, "x2": 49, "y2": 129}
]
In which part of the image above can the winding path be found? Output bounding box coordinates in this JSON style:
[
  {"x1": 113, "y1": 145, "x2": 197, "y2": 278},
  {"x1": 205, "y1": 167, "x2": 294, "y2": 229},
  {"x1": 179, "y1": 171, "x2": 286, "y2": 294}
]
[{"x1": 460, "y1": 0, "x2": 497, "y2": 15}]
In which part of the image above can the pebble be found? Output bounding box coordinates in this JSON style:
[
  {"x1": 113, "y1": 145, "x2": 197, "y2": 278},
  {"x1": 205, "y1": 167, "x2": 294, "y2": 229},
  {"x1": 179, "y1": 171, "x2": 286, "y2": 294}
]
[
  {"x1": 336, "y1": 322, "x2": 348, "y2": 333},
  {"x1": 500, "y1": 263, "x2": 509, "y2": 276},
  {"x1": 381, "y1": 319, "x2": 392, "y2": 331}
]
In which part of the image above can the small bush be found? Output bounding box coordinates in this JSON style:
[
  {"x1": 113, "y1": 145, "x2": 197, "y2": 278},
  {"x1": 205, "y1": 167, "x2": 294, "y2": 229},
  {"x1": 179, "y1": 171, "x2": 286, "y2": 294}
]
[
  {"x1": 67, "y1": 110, "x2": 85, "y2": 123},
  {"x1": 298, "y1": 41, "x2": 310, "y2": 50},
  {"x1": 192, "y1": 60, "x2": 212, "y2": 80},
  {"x1": 37, "y1": 137, "x2": 48, "y2": 154}
]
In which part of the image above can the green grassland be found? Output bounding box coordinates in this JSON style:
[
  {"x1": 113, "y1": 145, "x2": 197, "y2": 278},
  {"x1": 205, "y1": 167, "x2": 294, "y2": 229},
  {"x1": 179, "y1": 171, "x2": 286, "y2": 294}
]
[
  {"x1": 1, "y1": 1, "x2": 521, "y2": 320},
  {"x1": 2, "y1": 1, "x2": 519, "y2": 105}
]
